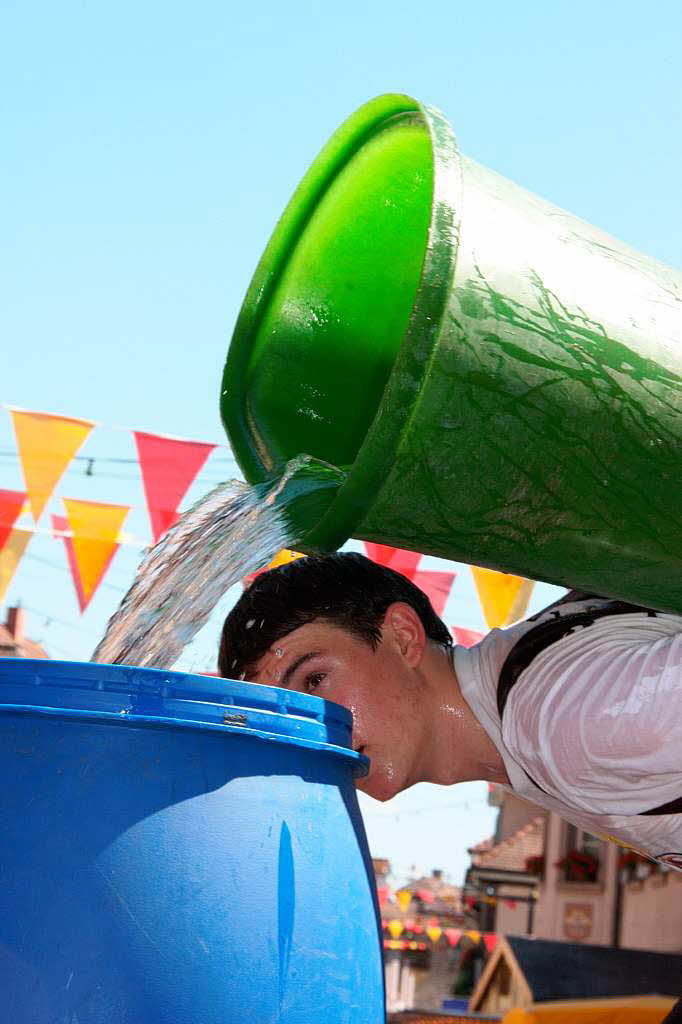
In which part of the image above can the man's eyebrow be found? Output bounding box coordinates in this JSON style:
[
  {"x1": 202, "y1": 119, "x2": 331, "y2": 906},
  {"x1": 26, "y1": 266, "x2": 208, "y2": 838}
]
[{"x1": 281, "y1": 651, "x2": 321, "y2": 689}]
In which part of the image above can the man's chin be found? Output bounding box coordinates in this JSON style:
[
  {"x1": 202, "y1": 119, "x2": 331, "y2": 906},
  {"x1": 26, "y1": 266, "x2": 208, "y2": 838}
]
[{"x1": 355, "y1": 774, "x2": 404, "y2": 803}]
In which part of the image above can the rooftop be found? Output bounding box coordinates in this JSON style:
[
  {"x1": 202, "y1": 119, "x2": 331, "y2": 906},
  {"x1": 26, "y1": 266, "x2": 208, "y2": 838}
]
[
  {"x1": 0, "y1": 607, "x2": 48, "y2": 660},
  {"x1": 469, "y1": 816, "x2": 544, "y2": 874}
]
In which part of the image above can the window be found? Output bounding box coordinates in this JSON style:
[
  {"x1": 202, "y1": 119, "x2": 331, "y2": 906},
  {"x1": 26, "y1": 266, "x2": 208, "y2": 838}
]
[{"x1": 561, "y1": 825, "x2": 600, "y2": 883}]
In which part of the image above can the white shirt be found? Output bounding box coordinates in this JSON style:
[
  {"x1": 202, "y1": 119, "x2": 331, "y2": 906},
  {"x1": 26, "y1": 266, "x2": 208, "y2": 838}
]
[{"x1": 455, "y1": 598, "x2": 682, "y2": 868}]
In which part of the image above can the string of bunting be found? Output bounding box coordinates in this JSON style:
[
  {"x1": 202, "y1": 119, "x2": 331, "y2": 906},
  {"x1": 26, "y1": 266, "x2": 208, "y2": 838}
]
[
  {"x1": 380, "y1": 920, "x2": 497, "y2": 953},
  {"x1": 1, "y1": 405, "x2": 535, "y2": 622},
  {"x1": 0, "y1": 407, "x2": 219, "y2": 608}
]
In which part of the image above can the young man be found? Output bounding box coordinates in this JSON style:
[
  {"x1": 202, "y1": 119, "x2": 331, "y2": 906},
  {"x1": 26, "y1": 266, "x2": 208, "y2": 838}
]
[{"x1": 218, "y1": 551, "x2": 682, "y2": 870}]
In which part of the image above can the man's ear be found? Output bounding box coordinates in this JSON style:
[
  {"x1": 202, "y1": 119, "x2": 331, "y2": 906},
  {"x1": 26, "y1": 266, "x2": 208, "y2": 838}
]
[{"x1": 382, "y1": 602, "x2": 427, "y2": 668}]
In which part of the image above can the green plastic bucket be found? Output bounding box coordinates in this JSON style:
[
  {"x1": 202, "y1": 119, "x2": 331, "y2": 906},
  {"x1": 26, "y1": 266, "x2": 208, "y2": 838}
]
[{"x1": 221, "y1": 94, "x2": 682, "y2": 612}]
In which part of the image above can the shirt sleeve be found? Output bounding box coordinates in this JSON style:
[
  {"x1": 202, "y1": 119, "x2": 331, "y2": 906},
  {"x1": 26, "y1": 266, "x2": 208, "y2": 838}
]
[{"x1": 501, "y1": 614, "x2": 682, "y2": 816}]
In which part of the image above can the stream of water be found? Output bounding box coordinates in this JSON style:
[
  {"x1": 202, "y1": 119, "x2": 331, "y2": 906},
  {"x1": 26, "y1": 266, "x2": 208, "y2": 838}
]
[{"x1": 91, "y1": 455, "x2": 344, "y2": 670}]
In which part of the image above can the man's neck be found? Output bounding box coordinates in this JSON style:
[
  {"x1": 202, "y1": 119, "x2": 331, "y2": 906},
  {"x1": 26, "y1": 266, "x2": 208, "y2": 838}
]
[{"x1": 416, "y1": 642, "x2": 510, "y2": 787}]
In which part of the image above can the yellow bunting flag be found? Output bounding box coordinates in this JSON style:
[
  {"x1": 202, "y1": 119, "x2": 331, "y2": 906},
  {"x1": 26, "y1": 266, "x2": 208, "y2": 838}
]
[
  {"x1": 11, "y1": 409, "x2": 93, "y2": 522},
  {"x1": 396, "y1": 890, "x2": 412, "y2": 913},
  {"x1": 465, "y1": 930, "x2": 481, "y2": 944},
  {"x1": 387, "y1": 919, "x2": 404, "y2": 939},
  {"x1": 426, "y1": 925, "x2": 442, "y2": 943},
  {"x1": 470, "y1": 566, "x2": 535, "y2": 630},
  {"x1": 61, "y1": 499, "x2": 129, "y2": 611},
  {"x1": 0, "y1": 529, "x2": 31, "y2": 603}
]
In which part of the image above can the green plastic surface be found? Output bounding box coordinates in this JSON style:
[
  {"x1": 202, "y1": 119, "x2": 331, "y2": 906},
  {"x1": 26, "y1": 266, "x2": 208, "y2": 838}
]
[
  {"x1": 222, "y1": 95, "x2": 433, "y2": 481},
  {"x1": 222, "y1": 94, "x2": 682, "y2": 612}
]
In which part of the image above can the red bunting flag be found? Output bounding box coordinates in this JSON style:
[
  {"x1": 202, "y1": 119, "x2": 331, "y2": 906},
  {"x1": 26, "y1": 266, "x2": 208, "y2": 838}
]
[
  {"x1": 134, "y1": 431, "x2": 215, "y2": 542},
  {"x1": 451, "y1": 626, "x2": 485, "y2": 648},
  {"x1": 363, "y1": 543, "x2": 456, "y2": 616},
  {"x1": 0, "y1": 490, "x2": 27, "y2": 552}
]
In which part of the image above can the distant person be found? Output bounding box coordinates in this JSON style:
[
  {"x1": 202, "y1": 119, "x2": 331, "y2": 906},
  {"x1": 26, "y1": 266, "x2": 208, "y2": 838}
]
[{"x1": 218, "y1": 552, "x2": 682, "y2": 870}]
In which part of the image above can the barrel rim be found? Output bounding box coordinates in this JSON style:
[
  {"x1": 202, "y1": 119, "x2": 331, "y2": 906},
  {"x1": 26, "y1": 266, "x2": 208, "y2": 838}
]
[{"x1": 0, "y1": 658, "x2": 368, "y2": 776}]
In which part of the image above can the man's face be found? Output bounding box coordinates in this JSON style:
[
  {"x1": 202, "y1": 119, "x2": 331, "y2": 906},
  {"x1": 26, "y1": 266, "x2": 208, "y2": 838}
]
[{"x1": 249, "y1": 617, "x2": 427, "y2": 801}]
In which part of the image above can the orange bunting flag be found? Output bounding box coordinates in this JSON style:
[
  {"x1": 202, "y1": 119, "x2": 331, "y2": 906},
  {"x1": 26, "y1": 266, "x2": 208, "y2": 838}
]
[
  {"x1": 134, "y1": 431, "x2": 215, "y2": 542},
  {"x1": 11, "y1": 409, "x2": 93, "y2": 523},
  {"x1": 242, "y1": 548, "x2": 305, "y2": 588},
  {"x1": 396, "y1": 889, "x2": 412, "y2": 913},
  {"x1": 470, "y1": 566, "x2": 535, "y2": 630},
  {"x1": 0, "y1": 528, "x2": 32, "y2": 603},
  {"x1": 363, "y1": 543, "x2": 456, "y2": 616},
  {"x1": 0, "y1": 490, "x2": 27, "y2": 552},
  {"x1": 387, "y1": 919, "x2": 404, "y2": 940},
  {"x1": 53, "y1": 499, "x2": 129, "y2": 612}
]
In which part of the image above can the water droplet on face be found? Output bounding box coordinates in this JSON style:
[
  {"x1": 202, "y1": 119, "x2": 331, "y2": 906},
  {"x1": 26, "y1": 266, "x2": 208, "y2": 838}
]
[
  {"x1": 275, "y1": 647, "x2": 284, "y2": 658},
  {"x1": 274, "y1": 670, "x2": 281, "y2": 681}
]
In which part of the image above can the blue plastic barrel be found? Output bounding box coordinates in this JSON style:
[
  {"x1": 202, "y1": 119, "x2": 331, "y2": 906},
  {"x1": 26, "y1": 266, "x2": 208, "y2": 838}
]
[{"x1": 0, "y1": 659, "x2": 384, "y2": 1023}]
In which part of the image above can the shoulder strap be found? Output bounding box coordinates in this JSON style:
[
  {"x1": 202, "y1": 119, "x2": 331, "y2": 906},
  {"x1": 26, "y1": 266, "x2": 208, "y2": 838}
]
[
  {"x1": 496, "y1": 599, "x2": 679, "y2": 816},
  {"x1": 496, "y1": 599, "x2": 653, "y2": 719}
]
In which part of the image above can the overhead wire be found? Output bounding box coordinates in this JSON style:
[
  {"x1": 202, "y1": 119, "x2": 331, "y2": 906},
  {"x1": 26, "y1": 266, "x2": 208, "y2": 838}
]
[{"x1": 23, "y1": 553, "x2": 128, "y2": 593}]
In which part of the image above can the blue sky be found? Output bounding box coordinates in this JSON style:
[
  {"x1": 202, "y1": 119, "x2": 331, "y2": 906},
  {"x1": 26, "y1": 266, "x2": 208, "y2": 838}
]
[{"x1": 3, "y1": 0, "x2": 681, "y2": 885}]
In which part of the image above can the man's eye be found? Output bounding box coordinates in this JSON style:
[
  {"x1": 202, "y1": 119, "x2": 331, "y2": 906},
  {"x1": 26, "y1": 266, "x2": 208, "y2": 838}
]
[{"x1": 304, "y1": 672, "x2": 326, "y2": 693}]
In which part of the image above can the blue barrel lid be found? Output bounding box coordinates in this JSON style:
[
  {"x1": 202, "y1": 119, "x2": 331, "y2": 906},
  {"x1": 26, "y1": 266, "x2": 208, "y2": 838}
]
[{"x1": 0, "y1": 659, "x2": 368, "y2": 776}]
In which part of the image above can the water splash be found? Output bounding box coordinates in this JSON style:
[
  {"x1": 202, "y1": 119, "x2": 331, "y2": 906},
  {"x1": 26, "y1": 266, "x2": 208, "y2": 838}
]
[{"x1": 91, "y1": 455, "x2": 345, "y2": 670}]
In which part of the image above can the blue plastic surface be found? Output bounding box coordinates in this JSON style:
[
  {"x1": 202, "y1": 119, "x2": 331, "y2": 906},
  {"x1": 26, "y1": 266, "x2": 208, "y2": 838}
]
[{"x1": 0, "y1": 659, "x2": 384, "y2": 1023}]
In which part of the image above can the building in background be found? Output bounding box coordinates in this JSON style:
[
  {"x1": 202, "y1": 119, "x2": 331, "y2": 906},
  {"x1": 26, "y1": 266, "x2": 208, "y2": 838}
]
[
  {"x1": 464, "y1": 788, "x2": 544, "y2": 939},
  {"x1": 376, "y1": 860, "x2": 475, "y2": 1013},
  {"x1": 464, "y1": 786, "x2": 682, "y2": 954},
  {"x1": 0, "y1": 606, "x2": 48, "y2": 659}
]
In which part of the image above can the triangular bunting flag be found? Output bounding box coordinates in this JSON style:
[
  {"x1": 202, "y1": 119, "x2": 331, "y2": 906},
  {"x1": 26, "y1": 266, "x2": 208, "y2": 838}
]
[
  {"x1": 0, "y1": 490, "x2": 27, "y2": 552},
  {"x1": 0, "y1": 528, "x2": 32, "y2": 603},
  {"x1": 364, "y1": 543, "x2": 456, "y2": 616},
  {"x1": 10, "y1": 409, "x2": 93, "y2": 522},
  {"x1": 134, "y1": 431, "x2": 216, "y2": 542},
  {"x1": 55, "y1": 499, "x2": 129, "y2": 612},
  {"x1": 451, "y1": 626, "x2": 485, "y2": 648},
  {"x1": 242, "y1": 548, "x2": 305, "y2": 588},
  {"x1": 470, "y1": 566, "x2": 535, "y2": 630},
  {"x1": 396, "y1": 890, "x2": 412, "y2": 913}
]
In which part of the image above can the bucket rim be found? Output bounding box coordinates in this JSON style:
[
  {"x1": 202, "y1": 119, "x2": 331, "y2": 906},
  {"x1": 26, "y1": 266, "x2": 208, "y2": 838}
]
[{"x1": 300, "y1": 98, "x2": 462, "y2": 550}]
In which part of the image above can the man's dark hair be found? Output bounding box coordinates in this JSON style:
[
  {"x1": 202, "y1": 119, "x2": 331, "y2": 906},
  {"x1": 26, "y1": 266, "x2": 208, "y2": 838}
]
[{"x1": 218, "y1": 551, "x2": 452, "y2": 679}]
